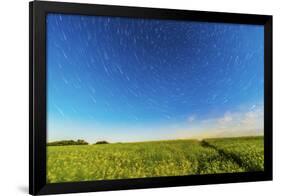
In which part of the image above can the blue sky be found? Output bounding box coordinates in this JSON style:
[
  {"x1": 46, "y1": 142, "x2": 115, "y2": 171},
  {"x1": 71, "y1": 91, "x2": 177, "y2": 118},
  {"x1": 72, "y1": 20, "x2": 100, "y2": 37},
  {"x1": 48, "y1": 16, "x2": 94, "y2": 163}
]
[{"x1": 47, "y1": 14, "x2": 264, "y2": 142}]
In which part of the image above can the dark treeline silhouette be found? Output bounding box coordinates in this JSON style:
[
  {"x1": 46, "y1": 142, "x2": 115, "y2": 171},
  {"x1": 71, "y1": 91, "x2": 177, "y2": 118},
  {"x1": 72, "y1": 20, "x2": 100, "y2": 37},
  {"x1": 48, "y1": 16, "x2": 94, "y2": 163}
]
[
  {"x1": 95, "y1": 140, "x2": 109, "y2": 145},
  {"x1": 47, "y1": 139, "x2": 89, "y2": 146}
]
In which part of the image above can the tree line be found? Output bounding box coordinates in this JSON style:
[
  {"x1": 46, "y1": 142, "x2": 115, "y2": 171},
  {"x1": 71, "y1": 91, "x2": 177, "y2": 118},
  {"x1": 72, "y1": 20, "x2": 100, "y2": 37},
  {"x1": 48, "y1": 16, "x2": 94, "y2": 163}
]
[{"x1": 47, "y1": 139, "x2": 109, "y2": 146}]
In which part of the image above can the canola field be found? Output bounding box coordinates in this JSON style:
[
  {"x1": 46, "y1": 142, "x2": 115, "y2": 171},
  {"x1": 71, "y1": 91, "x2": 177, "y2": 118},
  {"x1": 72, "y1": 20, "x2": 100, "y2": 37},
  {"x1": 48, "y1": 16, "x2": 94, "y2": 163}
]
[{"x1": 47, "y1": 136, "x2": 264, "y2": 183}]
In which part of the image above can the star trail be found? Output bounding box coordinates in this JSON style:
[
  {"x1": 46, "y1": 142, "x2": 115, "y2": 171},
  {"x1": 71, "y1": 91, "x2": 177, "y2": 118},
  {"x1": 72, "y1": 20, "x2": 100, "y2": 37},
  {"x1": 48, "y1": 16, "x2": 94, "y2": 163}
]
[{"x1": 47, "y1": 13, "x2": 264, "y2": 142}]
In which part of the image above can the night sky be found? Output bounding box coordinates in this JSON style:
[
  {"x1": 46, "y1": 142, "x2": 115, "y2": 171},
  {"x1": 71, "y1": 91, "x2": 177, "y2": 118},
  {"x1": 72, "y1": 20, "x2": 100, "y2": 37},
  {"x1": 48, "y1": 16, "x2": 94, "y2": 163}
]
[{"x1": 47, "y1": 14, "x2": 264, "y2": 142}]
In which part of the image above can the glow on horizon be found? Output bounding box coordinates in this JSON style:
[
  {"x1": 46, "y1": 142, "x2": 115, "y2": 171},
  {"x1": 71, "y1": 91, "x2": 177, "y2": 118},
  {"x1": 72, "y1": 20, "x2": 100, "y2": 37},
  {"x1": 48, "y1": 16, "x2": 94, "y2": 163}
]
[{"x1": 47, "y1": 103, "x2": 263, "y2": 143}]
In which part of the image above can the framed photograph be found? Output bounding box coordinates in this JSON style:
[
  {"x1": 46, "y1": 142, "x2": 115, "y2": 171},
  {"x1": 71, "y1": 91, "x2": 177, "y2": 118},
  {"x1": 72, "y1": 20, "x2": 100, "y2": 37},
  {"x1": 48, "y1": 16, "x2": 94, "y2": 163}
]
[{"x1": 29, "y1": 1, "x2": 272, "y2": 195}]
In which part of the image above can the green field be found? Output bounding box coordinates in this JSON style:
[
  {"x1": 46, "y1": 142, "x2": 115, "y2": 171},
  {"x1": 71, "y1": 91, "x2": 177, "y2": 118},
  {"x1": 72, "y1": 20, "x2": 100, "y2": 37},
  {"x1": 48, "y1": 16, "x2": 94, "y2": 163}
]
[{"x1": 47, "y1": 136, "x2": 264, "y2": 183}]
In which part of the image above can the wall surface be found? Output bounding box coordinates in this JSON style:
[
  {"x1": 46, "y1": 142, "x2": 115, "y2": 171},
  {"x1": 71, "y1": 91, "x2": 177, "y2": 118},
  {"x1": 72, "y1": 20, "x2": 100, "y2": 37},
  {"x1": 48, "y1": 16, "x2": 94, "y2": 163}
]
[{"x1": 0, "y1": 0, "x2": 279, "y2": 195}]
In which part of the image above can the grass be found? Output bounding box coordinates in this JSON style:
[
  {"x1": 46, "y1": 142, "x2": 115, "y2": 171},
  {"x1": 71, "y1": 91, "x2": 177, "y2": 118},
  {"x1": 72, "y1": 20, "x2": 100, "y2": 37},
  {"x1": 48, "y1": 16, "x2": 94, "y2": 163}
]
[
  {"x1": 47, "y1": 136, "x2": 264, "y2": 183},
  {"x1": 204, "y1": 136, "x2": 264, "y2": 171}
]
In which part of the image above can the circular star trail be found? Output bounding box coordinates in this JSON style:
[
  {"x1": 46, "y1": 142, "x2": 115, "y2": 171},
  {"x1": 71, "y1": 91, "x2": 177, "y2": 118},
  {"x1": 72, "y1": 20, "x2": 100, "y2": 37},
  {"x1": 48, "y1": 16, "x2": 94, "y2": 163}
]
[{"x1": 46, "y1": 14, "x2": 264, "y2": 142}]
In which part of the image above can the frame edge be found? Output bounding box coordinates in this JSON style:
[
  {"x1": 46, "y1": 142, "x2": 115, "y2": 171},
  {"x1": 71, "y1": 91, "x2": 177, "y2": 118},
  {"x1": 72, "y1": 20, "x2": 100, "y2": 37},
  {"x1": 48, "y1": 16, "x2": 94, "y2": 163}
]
[
  {"x1": 264, "y1": 15, "x2": 273, "y2": 180},
  {"x1": 29, "y1": 1, "x2": 34, "y2": 195}
]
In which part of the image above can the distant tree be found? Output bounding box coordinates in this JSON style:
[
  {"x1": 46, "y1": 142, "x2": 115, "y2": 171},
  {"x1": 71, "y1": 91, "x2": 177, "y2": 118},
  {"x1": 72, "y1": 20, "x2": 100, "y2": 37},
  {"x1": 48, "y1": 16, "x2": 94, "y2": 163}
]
[
  {"x1": 77, "y1": 139, "x2": 88, "y2": 145},
  {"x1": 95, "y1": 140, "x2": 109, "y2": 145},
  {"x1": 47, "y1": 139, "x2": 89, "y2": 146}
]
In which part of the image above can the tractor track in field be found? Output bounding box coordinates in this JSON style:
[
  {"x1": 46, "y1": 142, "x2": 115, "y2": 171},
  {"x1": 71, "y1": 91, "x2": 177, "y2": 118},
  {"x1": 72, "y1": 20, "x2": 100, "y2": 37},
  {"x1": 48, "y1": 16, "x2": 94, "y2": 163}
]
[{"x1": 199, "y1": 140, "x2": 248, "y2": 171}]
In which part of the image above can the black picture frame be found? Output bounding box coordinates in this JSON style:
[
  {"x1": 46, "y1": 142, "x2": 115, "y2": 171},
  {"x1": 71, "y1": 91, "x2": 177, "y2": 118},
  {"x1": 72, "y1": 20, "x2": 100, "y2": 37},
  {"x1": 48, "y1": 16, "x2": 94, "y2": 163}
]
[{"x1": 29, "y1": 1, "x2": 273, "y2": 195}]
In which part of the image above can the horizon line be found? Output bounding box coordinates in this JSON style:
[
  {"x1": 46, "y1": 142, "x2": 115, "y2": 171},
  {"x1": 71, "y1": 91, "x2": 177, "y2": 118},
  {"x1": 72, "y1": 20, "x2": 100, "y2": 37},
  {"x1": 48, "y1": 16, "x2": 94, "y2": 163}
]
[{"x1": 47, "y1": 133, "x2": 264, "y2": 144}]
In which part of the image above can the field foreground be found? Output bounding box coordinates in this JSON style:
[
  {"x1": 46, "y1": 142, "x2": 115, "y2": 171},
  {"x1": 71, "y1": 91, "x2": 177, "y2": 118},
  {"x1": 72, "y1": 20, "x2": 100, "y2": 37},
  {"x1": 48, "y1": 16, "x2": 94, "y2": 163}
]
[{"x1": 47, "y1": 136, "x2": 264, "y2": 183}]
